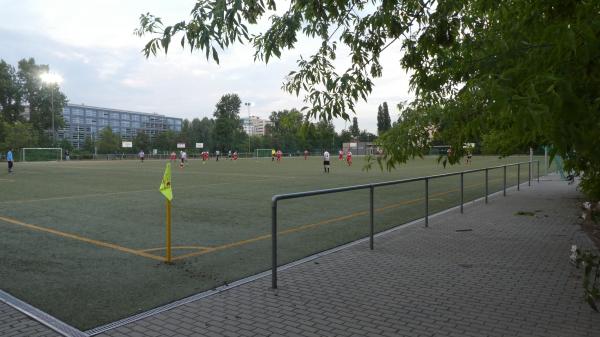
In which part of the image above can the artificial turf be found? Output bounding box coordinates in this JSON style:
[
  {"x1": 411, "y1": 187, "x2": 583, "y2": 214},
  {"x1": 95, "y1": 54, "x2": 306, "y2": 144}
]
[{"x1": 0, "y1": 154, "x2": 543, "y2": 329}]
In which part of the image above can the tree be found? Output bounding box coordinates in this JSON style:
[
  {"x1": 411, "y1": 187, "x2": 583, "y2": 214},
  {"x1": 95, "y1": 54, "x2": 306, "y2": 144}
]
[
  {"x1": 136, "y1": 1, "x2": 600, "y2": 198},
  {"x1": 133, "y1": 132, "x2": 151, "y2": 152},
  {"x1": 349, "y1": 117, "x2": 360, "y2": 138},
  {"x1": 193, "y1": 117, "x2": 215, "y2": 150},
  {"x1": 315, "y1": 120, "x2": 336, "y2": 151},
  {"x1": 152, "y1": 130, "x2": 177, "y2": 151},
  {"x1": 268, "y1": 109, "x2": 304, "y2": 152},
  {"x1": 82, "y1": 136, "x2": 95, "y2": 153},
  {"x1": 213, "y1": 94, "x2": 243, "y2": 151},
  {"x1": 97, "y1": 127, "x2": 121, "y2": 154},
  {"x1": 59, "y1": 139, "x2": 73, "y2": 152},
  {"x1": 377, "y1": 102, "x2": 391, "y2": 135},
  {"x1": 0, "y1": 60, "x2": 24, "y2": 123},
  {"x1": 18, "y1": 58, "x2": 67, "y2": 141},
  {"x1": 359, "y1": 130, "x2": 376, "y2": 142},
  {"x1": 339, "y1": 129, "x2": 352, "y2": 144},
  {"x1": 3, "y1": 122, "x2": 38, "y2": 150}
]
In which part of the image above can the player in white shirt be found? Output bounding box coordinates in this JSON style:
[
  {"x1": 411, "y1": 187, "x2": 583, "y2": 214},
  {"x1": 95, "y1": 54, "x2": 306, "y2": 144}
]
[
  {"x1": 180, "y1": 151, "x2": 187, "y2": 168},
  {"x1": 323, "y1": 150, "x2": 330, "y2": 173}
]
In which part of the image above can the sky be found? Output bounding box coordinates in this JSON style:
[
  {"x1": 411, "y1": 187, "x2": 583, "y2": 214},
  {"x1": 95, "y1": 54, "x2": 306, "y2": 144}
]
[{"x1": 0, "y1": 0, "x2": 414, "y2": 133}]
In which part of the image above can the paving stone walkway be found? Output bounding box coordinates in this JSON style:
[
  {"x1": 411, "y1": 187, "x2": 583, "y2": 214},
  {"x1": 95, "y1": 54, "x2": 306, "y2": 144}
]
[
  {"x1": 0, "y1": 301, "x2": 59, "y2": 337},
  {"x1": 2, "y1": 176, "x2": 599, "y2": 336}
]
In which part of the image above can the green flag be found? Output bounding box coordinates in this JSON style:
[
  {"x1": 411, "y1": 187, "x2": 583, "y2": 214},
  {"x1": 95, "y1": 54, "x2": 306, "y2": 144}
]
[{"x1": 159, "y1": 163, "x2": 173, "y2": 201}]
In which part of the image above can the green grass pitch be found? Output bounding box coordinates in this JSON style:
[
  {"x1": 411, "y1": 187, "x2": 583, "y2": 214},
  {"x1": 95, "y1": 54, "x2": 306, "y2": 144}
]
[{"x1": 0, "y1": 155, "x2": 542, "y2": 329}]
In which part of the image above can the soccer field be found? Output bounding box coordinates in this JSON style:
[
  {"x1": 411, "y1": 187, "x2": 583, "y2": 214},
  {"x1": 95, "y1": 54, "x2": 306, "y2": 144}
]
[{"x1": 0, "y1": 155, "x2": 542, "y2": 329}]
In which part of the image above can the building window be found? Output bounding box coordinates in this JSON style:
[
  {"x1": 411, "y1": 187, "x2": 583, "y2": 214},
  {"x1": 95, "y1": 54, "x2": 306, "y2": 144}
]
[
  {"x1": 110, "y1": 112, "x2": 120, "y2": 120},
  {"x1": 121, "y1": 114, "x2": 130, "y2": 120},
  {"x1": 85, "y1": 109, "x2": 96, "y2": 117}
]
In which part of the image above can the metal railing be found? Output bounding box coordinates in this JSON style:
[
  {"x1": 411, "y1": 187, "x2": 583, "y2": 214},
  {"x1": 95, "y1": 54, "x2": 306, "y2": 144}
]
[{"x1": 270, "y1": 160, "x2": 541, "y2": 288}]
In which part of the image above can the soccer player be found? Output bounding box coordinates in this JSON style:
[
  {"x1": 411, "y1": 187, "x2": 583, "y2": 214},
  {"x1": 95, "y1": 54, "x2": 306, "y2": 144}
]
[
  {"x1": 304, "y1": 150, "x2": 309, "y2": 160},
  {"x1": 339, "y1": 149, "x2": 344, "y2": 160},
  {"x1": 271, "y1": 148, "x2": 276, "y2": 162},
  {"x1": 215, "y1": 150, "x2": 220, "y2": 161},
  {"x1": 6, "y1": 148, "x2": 14, "y2": 174},
  {"x1": 139, "y1": 150, "x2": 145, "y2": 163},
  {"x1": 180, "y1": 151, "x2": 187, "y2": 168},
  {"x1": 228, "y1": 150, "x2": 232, "y2": 160},
  {"x1": 233, "y1": 151, "x2": 238, "y2": 160},
  {"x1": 170, "y1": 151, "x2": 177, "y2": 162},
  {"x1": 346, "y1": 150, "x2": 352, "y2": 166},
  {"x1": 323, "y1": 150, "x2": 330, "y2": 173},
  {"x1": 276, "y1": 149, "x2": 282, "y2": 162}
]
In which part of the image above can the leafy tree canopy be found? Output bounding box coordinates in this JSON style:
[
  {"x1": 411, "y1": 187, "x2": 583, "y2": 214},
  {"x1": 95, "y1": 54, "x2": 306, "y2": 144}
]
[
  {"x1": 377, "y1": 102, "x2": 391, "y2": 135},
  {"x1": 136, "y1": 0, "x2": 600, "y2": 198},
  {"x1": 18, "y1": 58, "x2": 67, "y2": 136},
  {"x1": 349, "y1": 116, "x2": 360, "y2": 138},
  {"x1": 213, "y1": 93, "x2": 245, "y2": 150},
  {"x1": 97, "y1": 127, "x2": 121, "y2": 154},
  {"x1": 0, "y1": 60, "x2": 24, "y2": 123}
]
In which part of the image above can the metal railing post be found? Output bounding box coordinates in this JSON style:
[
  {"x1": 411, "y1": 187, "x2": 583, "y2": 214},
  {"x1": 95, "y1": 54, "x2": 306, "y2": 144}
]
[
  {"x1": 517, "y1": 164, "x2": 520, "y2": 191},
  {"x1": 271, "y1": 199, "x2": 278, "y2": 289},
  {"x1": 460, "y1": 172, "x2": 464, "y2": 214},
  {"x1": 528, "y1": 161, "x2": 531, "y2": 187},
  {"x1": 485, "y1": 168, "x2": 489, "y2": 204},
  {"x1": 425, "y1": 178, "x2": 429, "y2": 227},
  {"x1": 369, "y1": 186, "x2": 374, "y2": 250},
  {"x1": 503, "y1": 165, "x2": 507, "y2": 196},
  {"x1": 537, "y1": 160, "x2": 540, "y2": 182}
]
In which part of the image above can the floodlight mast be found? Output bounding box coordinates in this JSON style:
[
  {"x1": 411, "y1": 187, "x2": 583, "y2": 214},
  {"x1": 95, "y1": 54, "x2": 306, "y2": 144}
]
[
  {"x1": 245, "y1": 102, "x2": 251, "y2": 156},
  {"x1": 40, "y1": 72, "x2": 63, "y2": 145}
]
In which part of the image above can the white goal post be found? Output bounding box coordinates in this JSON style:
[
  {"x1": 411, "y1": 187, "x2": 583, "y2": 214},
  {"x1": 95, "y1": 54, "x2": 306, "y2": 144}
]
[
  {"x1": 255, "y1": 148, "x2": 273, "y2": 158},
  {"x1": 22, "y1": 148, "x2": 63, "y2": 162}
]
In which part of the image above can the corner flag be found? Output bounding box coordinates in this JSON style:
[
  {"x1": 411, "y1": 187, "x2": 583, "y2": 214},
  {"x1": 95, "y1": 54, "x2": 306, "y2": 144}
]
[{"x1": 159, "y1": 163, "x2": 173, "y2": 201}]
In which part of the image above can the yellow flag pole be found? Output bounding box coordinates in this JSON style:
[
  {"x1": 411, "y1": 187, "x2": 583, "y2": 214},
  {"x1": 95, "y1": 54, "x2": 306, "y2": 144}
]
[{"x1": 166, "y1": 199, "x2": 172, "y2": 263}]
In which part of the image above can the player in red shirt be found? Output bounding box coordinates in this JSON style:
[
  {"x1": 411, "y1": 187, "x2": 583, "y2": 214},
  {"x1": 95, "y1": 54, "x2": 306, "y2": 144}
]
[
  {"x1": 276, "y1": 150, "x2": 282, "y2": 162},
  {"x1": 304, "y1": 150, "x2": 309, "y2": 160},
  {"x1": 170, "y1": 151, "x2": 177, "y2": 162},
  {"x1": 233, "y1": 151, "x2": 238, "y2": 160},
  {"x1": 346, "y1": 150, "x2": 352, "y2": 166},
  {"x1": 338, "y1": 149, "x2": 344, "y2": 160}
]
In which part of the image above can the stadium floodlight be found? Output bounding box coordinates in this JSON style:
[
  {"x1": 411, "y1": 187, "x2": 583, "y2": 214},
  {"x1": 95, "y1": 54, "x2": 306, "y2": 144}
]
[
  {"x1": 40, "y1": 71, "x2": 64, "y2": 144},
  {"x1": 40, "y1": 72, "x2": 64, "y2": 85}
]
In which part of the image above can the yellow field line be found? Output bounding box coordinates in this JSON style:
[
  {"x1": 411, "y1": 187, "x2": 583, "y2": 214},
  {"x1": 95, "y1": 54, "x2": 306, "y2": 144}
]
[
  {"x1": 0, "y1": 215, "x2": 165, "y2": 262},
  {"x1": 0, "y1": 177, "x2": 504, "y2": 262},
  {"x1": 140, "y1": 245, "x2": 213, "y2": 253},
  {"x1": 171, "y1": 179, "x2": 500, "y2": 261}
]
